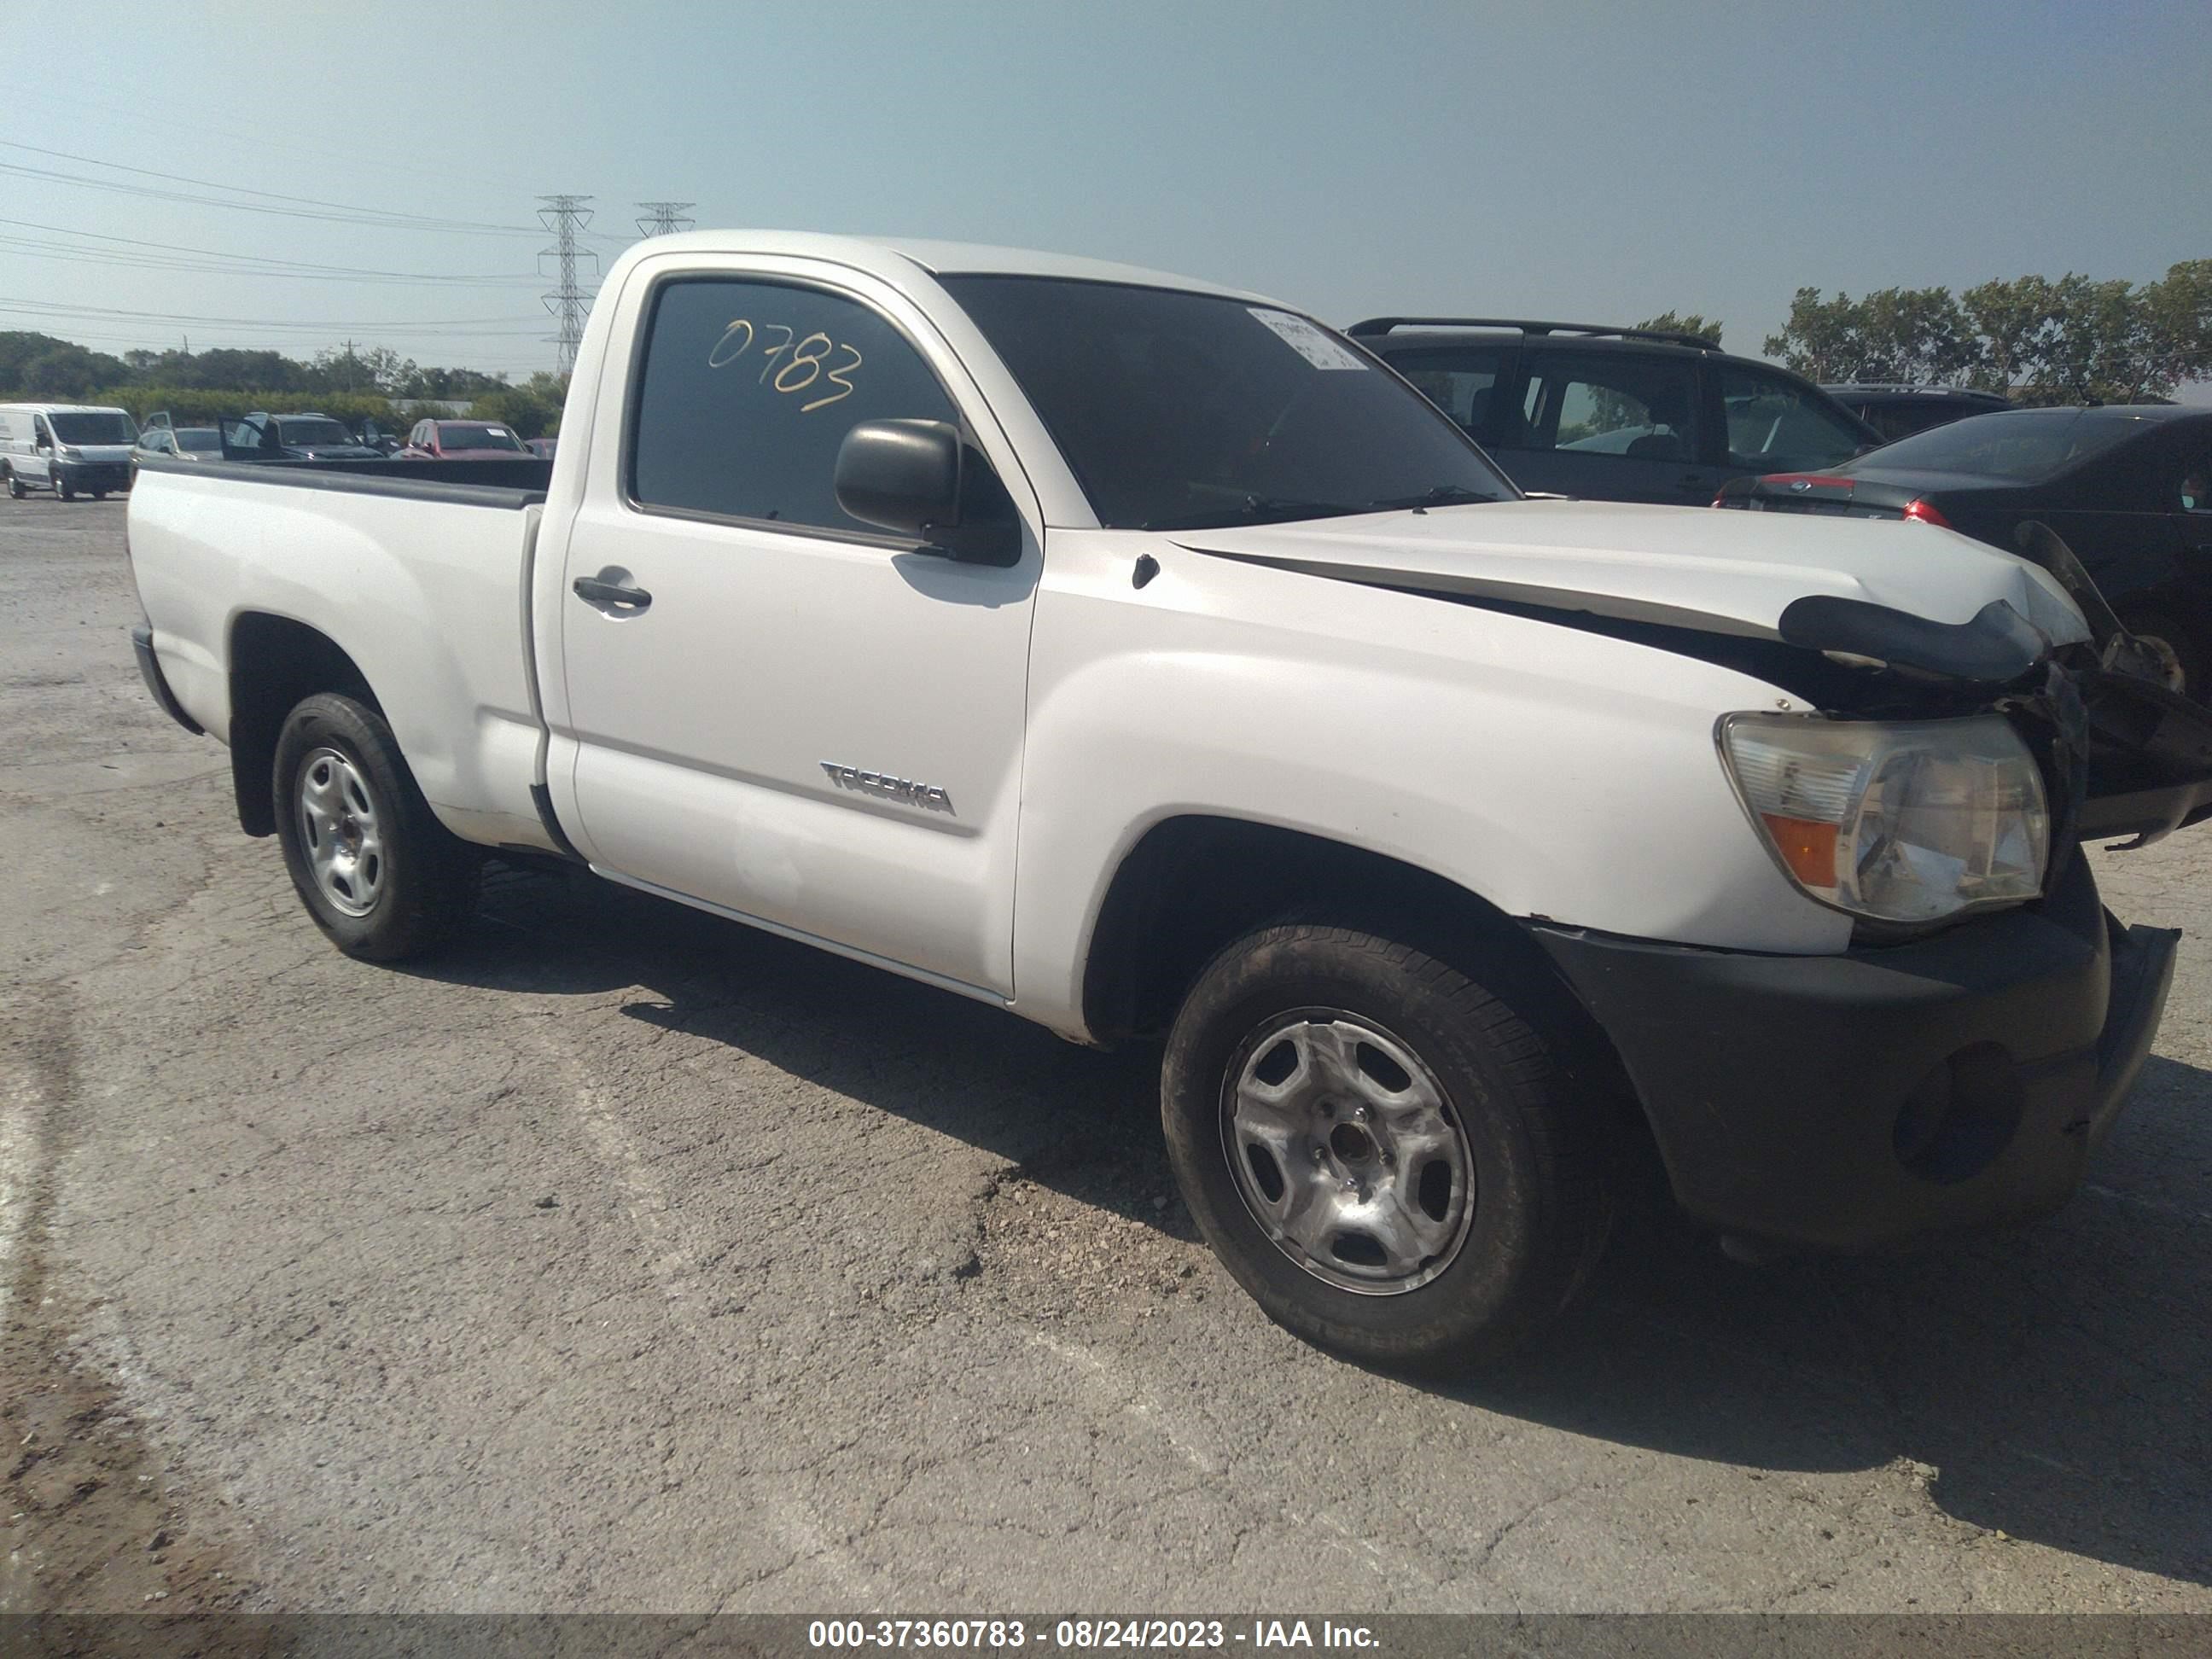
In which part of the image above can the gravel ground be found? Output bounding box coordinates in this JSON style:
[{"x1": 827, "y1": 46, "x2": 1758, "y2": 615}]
[{"x1": 3, "y1": 497, "x2": 2209, "y2": 1614}]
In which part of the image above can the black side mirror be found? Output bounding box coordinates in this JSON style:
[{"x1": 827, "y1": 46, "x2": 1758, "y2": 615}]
[{"x1": 834, "y1": 419, "x2": 1019, "y2": 566}]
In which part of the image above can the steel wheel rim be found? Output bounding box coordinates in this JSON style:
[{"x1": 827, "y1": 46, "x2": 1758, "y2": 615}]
[
  {"x1": 295, "y1": 746, "x2": 387, "y2": 917},
  {"x1": 1220, "y1": 1009, "x2": 1476, "y2": 1295}
]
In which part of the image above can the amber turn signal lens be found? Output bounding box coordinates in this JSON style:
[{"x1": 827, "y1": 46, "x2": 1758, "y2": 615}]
[{"x1": 1760, "y1": 813, "x2": 1840, "y2": 888}]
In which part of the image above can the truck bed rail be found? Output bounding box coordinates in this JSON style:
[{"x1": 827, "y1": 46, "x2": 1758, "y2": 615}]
[{"x1": 132, "y1": 453, "x2": 550, "y2": 509}]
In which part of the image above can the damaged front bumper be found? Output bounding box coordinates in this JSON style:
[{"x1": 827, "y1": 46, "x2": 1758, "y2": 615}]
[{"x1": 1528, "y1": 855, "x2": 2177, "y2": 1249}]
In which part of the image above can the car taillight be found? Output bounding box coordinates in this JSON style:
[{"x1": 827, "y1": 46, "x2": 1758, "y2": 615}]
[{"x1": 1902, "y1": 498, "x2": 1951, "y2": 527}]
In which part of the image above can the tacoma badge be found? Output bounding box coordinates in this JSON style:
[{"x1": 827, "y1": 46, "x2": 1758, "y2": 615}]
[{"x1": 819, "y1": 762, "x2": 953, "y2": 813}]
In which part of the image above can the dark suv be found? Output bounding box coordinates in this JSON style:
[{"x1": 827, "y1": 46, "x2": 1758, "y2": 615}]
[
  {"x1": 1348, "y1": 317, "x2": 1880, "y2": 506},
  {"x1": 1823, "y1": 382, "x2": 2011, "y2": 443},
  {"x1": 223, "y1": 411, "x2": 385, "y2": 462}
]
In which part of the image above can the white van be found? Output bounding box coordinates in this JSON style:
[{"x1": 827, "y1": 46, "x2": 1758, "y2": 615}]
[{"x1": 0, "y1": 403, "x2": 139, "y2": 500}]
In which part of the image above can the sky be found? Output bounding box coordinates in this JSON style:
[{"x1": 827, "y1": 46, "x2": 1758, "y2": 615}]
[{"x1": 11, "y1": 0, "x2": 2209, "y2": 387}]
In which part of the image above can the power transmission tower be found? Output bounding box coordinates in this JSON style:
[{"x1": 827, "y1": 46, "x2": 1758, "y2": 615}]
[
  {"x1": 538, "y1": 195, "x2": 598, "y2": 375},
  {"x1": 636, "y1": 201, "x2": 696, "y2": 237}
]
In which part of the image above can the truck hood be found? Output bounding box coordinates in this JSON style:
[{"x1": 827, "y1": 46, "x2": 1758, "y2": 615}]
[
  {"x1": 1173, "y1": 498, "x2": 2090, "y2": 649},
  {"x1": 66, "y1": 444, "x2": 136, "y2": 463}
]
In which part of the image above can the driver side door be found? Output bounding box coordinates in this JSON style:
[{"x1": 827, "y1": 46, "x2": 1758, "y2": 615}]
[{"x1": 549, "y1": 267, "x2": 1041, "y2": 998}]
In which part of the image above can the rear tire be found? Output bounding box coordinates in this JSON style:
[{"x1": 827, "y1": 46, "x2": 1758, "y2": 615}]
[
  {"x1": 271, "y1": 692, "x2": 480, "y2": 961},
  {"x1": 4, "y1": 472, "x2": 21, "y2": 500},
  {"x1": 1161, "y1": 922, "x2": 1615, "y2": 1374}
]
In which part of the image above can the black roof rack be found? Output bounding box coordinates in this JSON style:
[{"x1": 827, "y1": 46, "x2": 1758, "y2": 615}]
[
  {"x1": 1345, "y1": 317, "x2": 1719, "y2": 350},
  {"x1": 1823, "y1": 381, "x2": 2010, "y2": 398}
]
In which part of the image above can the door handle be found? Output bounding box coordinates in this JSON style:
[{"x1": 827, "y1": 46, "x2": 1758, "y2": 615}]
[{"x1": 573, "y1": 574, "x2": 652, "y2": 614}]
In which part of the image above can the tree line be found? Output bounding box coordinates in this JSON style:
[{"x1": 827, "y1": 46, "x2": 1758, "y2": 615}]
[
  {"x1": 1617, "y1": 264, "x2": 2205, "y2": 407},
  {"x1": 0, "y1": 334, "x2": 512, "y2": 401},
  {"x1": 1761, "y1": 260, "x2": 2209, "y2": 402},
  {"x1": 0, "y1": 332, "x2": 566, "y2": 437}
]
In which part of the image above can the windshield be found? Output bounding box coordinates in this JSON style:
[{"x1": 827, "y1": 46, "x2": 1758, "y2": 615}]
[
  {"x1": 49, "y1": 411, "x2": 137, "y2": 445},
  {"x1": 1853, "y1": 408, "x2": 2151, "y2": 480},
  {"x1": 939, "y1": 276, "x2": 1516, "y2": 529},
  {"x1": 278, "y1": 418, "x2": 358, "y2": 447},
  {"x1": 436, "y1": 422, "x2": 525, "y2": 451}
]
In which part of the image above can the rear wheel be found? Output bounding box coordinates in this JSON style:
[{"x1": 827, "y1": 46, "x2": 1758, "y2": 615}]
[
  {"x1": 1161, "y1": 922, "x2": 1615, "y2": 1373},
  {"x1": 4, "y1": 472, "x2": 21, "y2": 500},
  {"x1": 271, "y1": 692, "x2": 480, "y2": 960}
]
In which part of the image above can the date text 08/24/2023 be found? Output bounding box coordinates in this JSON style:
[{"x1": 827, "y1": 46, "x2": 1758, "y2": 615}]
[{"x1": 805, "y1": 1619, "x2": 1381, "y2": 1650}]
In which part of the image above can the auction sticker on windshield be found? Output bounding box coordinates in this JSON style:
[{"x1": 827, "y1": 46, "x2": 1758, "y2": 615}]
[{"x1": 1249, "y1": 307, "x2": 1367, "y2": 370}]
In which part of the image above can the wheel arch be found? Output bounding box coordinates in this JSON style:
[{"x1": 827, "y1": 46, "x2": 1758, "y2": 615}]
[
  {"x1": 225, "y1": 612, "x2": 381, "y2": 837},
  {"x1": 1078, "y1": 813, "x2": 1644, "y2": 1130}
]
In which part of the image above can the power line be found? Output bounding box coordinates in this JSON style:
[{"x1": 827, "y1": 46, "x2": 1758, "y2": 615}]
[
  {"x1": 0, "y1": 298, "x2": 544, "y2": 335},
  {"x1": 0, "y1": 138, "x2": 544, "y2": 233},
  {"x1": 0, "y1": 156, "x2": 547, "y2": 235},
  {"x1": 0, "y1": 220, "x2": 538, "y2": 286},
  {"x1": 538, "y1": 195, "x2": 597, "y2": 374},
  {"x1": 636, "y1": 201, "x2": 696, "y2": 237},
  {"x1": 4, "y1": 92, "x2": 556, "y2": 200}
]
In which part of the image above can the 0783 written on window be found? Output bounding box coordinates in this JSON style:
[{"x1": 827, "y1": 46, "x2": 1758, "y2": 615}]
[{"x1": 630, "y1": 277, "x2": 958, "y2": 534}]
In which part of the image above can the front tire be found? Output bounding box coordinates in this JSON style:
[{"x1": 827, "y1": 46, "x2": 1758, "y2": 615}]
[
  {"x1": 54, "y1": 476, "x2": 73, "y2": 502},
  {"x1": 1161, "y1": 923, "x2": 1614, "y2": 1373},
  {"x1": 271, "y1": 692, "x2": 480, "y2": 960}
]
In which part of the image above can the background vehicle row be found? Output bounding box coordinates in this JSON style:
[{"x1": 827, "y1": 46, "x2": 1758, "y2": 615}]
[
  {"x1": 1719, "y1": 405, "x2": 2212, "y2": 693},
  {"x1": 1348, "y1": 318, "x2": 1881, "y2": 505}
]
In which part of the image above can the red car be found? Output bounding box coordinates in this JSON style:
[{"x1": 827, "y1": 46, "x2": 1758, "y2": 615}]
[{"x1": 398, "y1": 419, "x2": 531, "y2": 460}]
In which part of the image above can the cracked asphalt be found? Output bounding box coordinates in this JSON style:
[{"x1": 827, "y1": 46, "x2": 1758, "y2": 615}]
[{"x1": 3, "y1": 498, "x2": 2209, "y2": 1614}]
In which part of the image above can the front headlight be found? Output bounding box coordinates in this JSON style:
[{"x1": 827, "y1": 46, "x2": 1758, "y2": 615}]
[{"x1": 1719, "y1": 713, "x2": 2047, "y2": 924}]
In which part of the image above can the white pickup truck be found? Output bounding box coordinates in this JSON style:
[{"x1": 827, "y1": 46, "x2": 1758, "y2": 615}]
[{"x1": 126, "y1": 234, "x2": 2212, "y2": 1369}]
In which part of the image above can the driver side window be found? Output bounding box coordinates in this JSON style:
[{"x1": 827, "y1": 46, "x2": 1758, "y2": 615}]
[
  {"x1": 1718, "y1": 365, "x2": 1865, "y2": 473},
  {"x1": 629, "y1": 276, "x2": 962, "y2": 535},
  {"x1": 1507, "y1": 351, "x2": 1702, "y2": 460}
]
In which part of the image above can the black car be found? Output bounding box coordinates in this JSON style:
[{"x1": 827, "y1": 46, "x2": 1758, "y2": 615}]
[
  {"x1": 1348, "y1": 317, "x2": 1881, "y2": 506},
  {"x1": 1717, "y1": 405, "x2": 2212, "y2": 691},
  {"x1": 223, "y1": 410, "x2": 385, "y2": 461},
  {"x1": 1824, "y1": 382, "x2": 2013, "y2": 442}
]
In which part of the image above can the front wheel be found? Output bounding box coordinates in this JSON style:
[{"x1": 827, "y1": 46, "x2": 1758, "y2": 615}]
[
  {"x1": 271, "y1": 692, "x2": 480, "y2": 960},
  {"x1": 54, "y1": 476, "x2": 73, "y2": 502},
  {"x1": 1161, "y1": 923, "x2": 1614, "y2": 1373}
]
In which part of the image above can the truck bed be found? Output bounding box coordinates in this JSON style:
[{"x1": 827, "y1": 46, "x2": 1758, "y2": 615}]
[{"x1": 127, "y1": 454, "x2": 557, "y2": 855}]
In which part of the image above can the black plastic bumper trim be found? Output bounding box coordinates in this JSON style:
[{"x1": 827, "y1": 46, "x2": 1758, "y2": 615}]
[
  {"x1": 1528, "y1": 858, "x2": 2175, "y2": 1250},
  {"x1": 528, "y1": 782, "x2": 585, "y2": 864},
  {"x1": 130, "y1": 625, "x2": 203, "y2": 736}
]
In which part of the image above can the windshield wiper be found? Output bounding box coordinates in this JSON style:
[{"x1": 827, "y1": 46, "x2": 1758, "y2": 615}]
[
  {"x1": 1141, "y1": 495, "x2": 1372, "y2": 532},
  {"x1": 1363, "y1": 485, "x2": 1504, "y2": 512}
]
